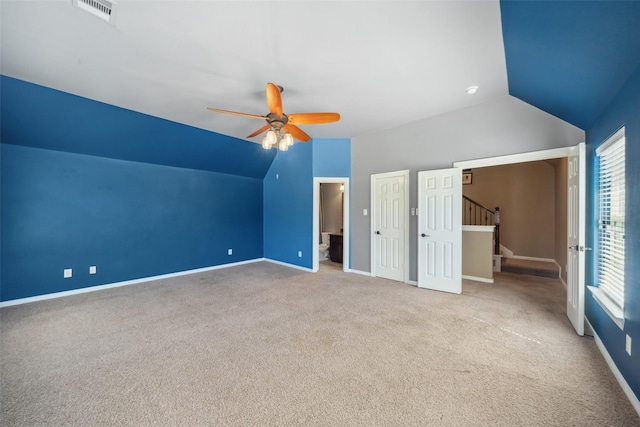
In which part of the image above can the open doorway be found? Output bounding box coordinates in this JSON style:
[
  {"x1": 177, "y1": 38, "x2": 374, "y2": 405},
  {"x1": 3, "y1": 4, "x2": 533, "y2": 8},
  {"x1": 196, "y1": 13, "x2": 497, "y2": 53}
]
[
  {"x1": 454, "y1": 143, "x2": 586, "y2": 336},
  {"x1": 313, "y1": 177, "x2": 350, "y2": 272},
  {"x1": 462, "y1": 159, "x2": 568, "y2": 283}
]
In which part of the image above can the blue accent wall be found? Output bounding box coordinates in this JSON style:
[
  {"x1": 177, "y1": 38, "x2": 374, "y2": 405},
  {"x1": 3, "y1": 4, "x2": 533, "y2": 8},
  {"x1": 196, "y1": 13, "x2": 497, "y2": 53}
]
[
  {"x1": 1, "y1": 144, "x2": 263, "y2": 301},
  {"x1": 1, "y1": 77, "x2": 352, "y2": 300},
  {"x1": 263, "y1": 138, "x2": 351, "y2": 269},
  {"x1": 501, "y1": 1, "x2": 640, "y2": 129},
  {"x1": 0, "y1": 76, "x2": 269, "y2": 302},
  {"x1": 312, "y1": 138, "x2": 351, "y2": 177},
  {"x1": 263, "y1": 143, "x2": 314, "y2": 268},
  {"x1": 585, "y1": 64, "x2": 640, "y2": 401},
  {"x1": 1, "y1": 76, "x2": 276, "y2": 178}
]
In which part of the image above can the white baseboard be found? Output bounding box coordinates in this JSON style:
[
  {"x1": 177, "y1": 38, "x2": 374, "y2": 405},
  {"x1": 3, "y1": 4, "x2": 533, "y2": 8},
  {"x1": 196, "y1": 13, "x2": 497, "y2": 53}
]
[
  {"x1": 264, "y1": 258, "x2": 314, "y2": 272},
  {"x1": 499, "y1": 244, "x2": 514, "y2": 258},
  {"x1": 462, "y1": 275, "x2": 494, "y2": 284},
  {"x1": 405, "y1": 280, "x2": 417, "y2": 286},
  {"x1": 559, "y1": 276, "x2": 567, "y2": 290},
  {"x1": 587, "y1": 319, "x2": 640, "y2": 417},
  {"x1": 0, "y1": 258, "x2": 265, "y2": 308},
  {"x1": 349, "y1": 269, "x2": 372, "y2": 277}
]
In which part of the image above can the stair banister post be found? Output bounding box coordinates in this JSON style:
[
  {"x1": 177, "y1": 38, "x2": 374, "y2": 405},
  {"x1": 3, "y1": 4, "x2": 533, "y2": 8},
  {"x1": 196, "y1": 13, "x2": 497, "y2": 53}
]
[{"x1": 494, "y1": 207, "x2": 500, "y2": 255}]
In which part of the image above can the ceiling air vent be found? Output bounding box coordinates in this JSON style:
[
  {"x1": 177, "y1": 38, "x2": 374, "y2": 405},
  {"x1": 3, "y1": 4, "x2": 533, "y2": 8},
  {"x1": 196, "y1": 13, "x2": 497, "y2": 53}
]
[{"x1": 73, "y1": 0, "x2": 117, "y2": 24}]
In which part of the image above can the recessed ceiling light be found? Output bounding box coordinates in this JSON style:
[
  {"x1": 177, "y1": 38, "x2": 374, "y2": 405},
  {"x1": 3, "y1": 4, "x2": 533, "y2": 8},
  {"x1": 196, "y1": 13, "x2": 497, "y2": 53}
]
[{"x1": 466, "y1": 85, "x2": 479, "y2": 95}]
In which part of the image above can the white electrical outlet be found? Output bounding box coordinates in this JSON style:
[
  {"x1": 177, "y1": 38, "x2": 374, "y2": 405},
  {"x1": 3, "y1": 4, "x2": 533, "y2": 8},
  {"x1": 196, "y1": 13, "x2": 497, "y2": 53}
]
[
  {"x1": 298, "y1": 251, "x2": 302, "y2": 257},
  {"x1": 626, "y1": 335, "x2": 632, "y2": 356},
  {"x1": 363, "y1": 208, "x2": 368, "y2": 216},
  {"x1": 89, "y1": 266, "x2": 97, "y2": 274},
  {"x1": 228, "y1": 249, "x2": 233, "y2": 255},
  {"x1": 64, "y1": 268, "x2": 72, "y2": 278}
]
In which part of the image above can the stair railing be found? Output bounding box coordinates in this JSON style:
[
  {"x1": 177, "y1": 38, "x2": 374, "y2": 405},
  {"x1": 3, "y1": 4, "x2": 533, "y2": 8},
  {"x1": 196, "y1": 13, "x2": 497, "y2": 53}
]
[{"x1": 463, "y1": 195, "x2": 500, "y2": 255}]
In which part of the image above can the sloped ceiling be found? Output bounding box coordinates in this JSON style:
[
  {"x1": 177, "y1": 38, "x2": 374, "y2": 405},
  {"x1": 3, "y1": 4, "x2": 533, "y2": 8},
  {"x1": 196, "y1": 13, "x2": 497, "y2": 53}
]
[
  {"x1": 0, "y1": 1, "x2": 508, "y2": 144},
  {"x1": 1, "y1": 1, "x2": 639, "y2": 174},
  {"x1": 501, "y1": 0, "x2": 640, "y2": 130}
]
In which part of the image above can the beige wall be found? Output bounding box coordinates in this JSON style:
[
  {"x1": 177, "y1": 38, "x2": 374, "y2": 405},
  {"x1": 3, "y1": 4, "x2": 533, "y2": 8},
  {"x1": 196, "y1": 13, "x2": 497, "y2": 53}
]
[
  {"x1": 320, "y1": 183, "x2": 343, "y2": 235},
  {"x1": 462, "y1": 227, "x2": 494, "y2": 281},
  {"x1": 463, "y1": 161, "x2": 557, "y2": 259}
]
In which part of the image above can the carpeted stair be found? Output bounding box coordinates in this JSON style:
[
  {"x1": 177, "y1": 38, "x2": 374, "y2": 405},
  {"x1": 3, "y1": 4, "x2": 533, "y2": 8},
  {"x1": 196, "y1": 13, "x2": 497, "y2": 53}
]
[{"x1": 500, "y1": 257, "x2": 560, "y2": 278}]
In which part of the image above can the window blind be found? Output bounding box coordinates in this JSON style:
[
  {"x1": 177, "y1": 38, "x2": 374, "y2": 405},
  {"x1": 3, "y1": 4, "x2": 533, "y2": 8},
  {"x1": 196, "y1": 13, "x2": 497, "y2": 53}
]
[{"x1": 596, "y1": 128, "x2": 625, "y2": 310}]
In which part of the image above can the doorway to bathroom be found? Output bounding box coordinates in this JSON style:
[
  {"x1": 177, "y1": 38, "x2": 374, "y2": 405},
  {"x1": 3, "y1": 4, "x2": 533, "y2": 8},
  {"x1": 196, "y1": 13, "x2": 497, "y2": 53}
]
[{"x1": 312, "y1": 177, "x2": 350, "y2": 272}]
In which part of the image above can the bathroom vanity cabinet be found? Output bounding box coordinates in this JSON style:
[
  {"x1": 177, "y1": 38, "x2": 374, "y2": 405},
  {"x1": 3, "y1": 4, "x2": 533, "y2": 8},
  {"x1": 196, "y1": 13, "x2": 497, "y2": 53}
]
[{"x1": 329, "y1": 233, "x2": 343, "y2": 263}]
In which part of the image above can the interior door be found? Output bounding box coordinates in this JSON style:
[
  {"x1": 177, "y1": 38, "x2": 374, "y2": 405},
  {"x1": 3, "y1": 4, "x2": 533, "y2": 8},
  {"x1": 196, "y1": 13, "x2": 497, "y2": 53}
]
[
  {"x1": 567, "y1": 143, "x2": 586, "y2": 335},
  {"x1": 372, "y1": 173, "x2": 406, "y2": 282},
  {"x1": 417, "y1": 168, "x2": 462, "y2": 294}
]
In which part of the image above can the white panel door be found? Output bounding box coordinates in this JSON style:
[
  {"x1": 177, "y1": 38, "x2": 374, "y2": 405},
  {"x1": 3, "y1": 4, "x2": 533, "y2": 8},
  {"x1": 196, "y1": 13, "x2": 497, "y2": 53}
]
[
  {"x1": 373, "y1": 174, "x2": 405, "y2": 282},
  {"x1": 418, "y1": 168, "x2": 462, "y2": 294},
  {"x1": 567, "y1": 143, "x2": 586, "y2": 336}
]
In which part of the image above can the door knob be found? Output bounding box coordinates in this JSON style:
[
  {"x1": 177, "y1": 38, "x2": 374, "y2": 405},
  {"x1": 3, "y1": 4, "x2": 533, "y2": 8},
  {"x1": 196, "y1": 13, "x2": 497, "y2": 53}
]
[
  {"x1": 375, "y1": 231, "x2": 381, "y2": 235},
  {"x1": 569, "y1": 245, "x2": 578, "y2": 250},
  {"x1": 421, "y1": 233, "x2": 430, "y2": 237}
]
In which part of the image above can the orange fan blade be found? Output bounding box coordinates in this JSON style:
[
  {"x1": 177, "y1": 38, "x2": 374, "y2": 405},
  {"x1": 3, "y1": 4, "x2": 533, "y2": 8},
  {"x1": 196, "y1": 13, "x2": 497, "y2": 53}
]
[
  {"x1": 247, "y1": 124, "x2": 271, "y2": 138},
  {"x1": 207, "y1": 108, "x2": 265, "y2": 120},
  {"x1": 283, "y1": 124, "x2": 311, "y2": 142},
  {"x1": 287, "y1": 112, "x2": 340, "y2": 125},
  {"x1": 266, "y1": 83, "x2": 283, "y2": 117}
]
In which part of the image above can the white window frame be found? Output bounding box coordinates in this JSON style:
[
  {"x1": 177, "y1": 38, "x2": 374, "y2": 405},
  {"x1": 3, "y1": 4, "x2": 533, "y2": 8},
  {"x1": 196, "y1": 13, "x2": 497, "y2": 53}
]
[{"x1": 589, "y1": 127, "x2": 625, "y2": 329}]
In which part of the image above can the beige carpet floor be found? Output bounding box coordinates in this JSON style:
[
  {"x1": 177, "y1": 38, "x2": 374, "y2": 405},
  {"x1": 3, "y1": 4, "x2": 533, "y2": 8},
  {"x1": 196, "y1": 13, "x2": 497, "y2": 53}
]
[{"x1": 1, "y1": 261, "x2": 638, "y2": 426}]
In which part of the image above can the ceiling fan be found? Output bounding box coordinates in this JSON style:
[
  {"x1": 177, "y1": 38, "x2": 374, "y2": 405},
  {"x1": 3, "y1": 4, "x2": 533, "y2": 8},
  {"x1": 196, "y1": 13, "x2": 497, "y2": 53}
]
[{"x1": 208, "y1": 83, "x2": 340, "y2": 151}]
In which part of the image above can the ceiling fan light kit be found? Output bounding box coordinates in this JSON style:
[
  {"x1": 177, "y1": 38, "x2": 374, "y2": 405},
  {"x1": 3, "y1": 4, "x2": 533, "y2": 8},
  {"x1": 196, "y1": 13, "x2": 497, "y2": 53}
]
[{"x1": 208, "y1": 83, "x2": 340, "y2": 152}]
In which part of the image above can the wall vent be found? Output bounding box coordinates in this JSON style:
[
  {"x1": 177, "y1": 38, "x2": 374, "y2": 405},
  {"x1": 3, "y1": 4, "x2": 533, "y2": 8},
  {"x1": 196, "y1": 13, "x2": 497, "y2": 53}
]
[{"x1": 73, "y1": 0, "x2": 117, "y2": 24}]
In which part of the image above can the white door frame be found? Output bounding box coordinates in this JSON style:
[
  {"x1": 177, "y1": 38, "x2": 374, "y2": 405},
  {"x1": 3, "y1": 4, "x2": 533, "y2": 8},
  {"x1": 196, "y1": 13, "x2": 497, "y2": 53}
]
[
  {"x1": 313, "y1": 177, "x2": 350, "y2": 272},
  {"x1": 370, "y1": 170, "x2": 410, "y2": 283},
  {"x1": 454, "y1": 143, "x2": 586, "y2": 334}
]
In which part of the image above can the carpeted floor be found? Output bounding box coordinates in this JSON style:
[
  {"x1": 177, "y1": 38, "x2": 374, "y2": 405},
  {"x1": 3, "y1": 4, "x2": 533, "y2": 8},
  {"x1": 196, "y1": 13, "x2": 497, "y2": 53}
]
[{"x1": 1, "y1": 261, "x2": 638, "y2": 426}]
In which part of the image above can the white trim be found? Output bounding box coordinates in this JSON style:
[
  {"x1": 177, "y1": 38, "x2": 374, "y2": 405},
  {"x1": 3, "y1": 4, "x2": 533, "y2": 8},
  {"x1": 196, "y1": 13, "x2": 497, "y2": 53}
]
[
  {"x1": 559, "y1": 276, "x2": 568, "y2": 290},
  {"x1": 596, "y1": 126, "x2": 625, "y2": 155},
  {"x1": 554, "y1": 260, "x2": 562, "y2": 278},
  {"x1": 453, "y1": 146, "x2": 575, "y2": 169},
  {"x1": 462, "y1": 275, "x2": 494, "y2": 284},
  {"x1": 264, "y1": 258, "x2": 314, "y2": 272},
  {"x1": 349, "y1": 269, "x2": 372, "y2": 277},
  {"x1": 587, "y1": 318, "x2": 640, "y2": 416},
  {"x1": 462, "y1": 225, "x2": 495, "y2": 233},
  {"x1": 370, "y1": 170, "x2": 410, "y2": 282},
  {"x1": 406, "y1": 280, "x2": 417, "y2": 286},
  {"x1": 313, "y1": 177, "x2": 350, "y2": 273},
  {"x1": 500, "y1": 244, "x2": 514, "y2": 258},
  {"x1": 588, "y1": 286, "x2": 625, "y2": 330},
  {"x1": 0, "y1": 259, "x2": 264, "y2": 308}
]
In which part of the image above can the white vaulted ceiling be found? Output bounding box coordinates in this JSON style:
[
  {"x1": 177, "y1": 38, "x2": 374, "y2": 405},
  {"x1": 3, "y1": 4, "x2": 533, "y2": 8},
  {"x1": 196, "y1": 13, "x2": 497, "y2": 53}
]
[{"x1": 0, "y1": 0, "x2": 509, "y2": 142}]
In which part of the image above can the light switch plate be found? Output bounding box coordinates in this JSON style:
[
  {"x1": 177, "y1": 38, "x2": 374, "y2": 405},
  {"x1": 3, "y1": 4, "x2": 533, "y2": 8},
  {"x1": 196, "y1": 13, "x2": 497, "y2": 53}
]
[
  {"x1": 89, "y1": 266, "x2": 97, "y2": 274},
  {"x1": 228, "y1": 249, "x2": 232, "y2": 255},
  {"x1": 64, "y1": 268, "x2": 72, "y2": 278},
  {"x1": 626, "y1": 335, "x2": 632, "y2": 355}
]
